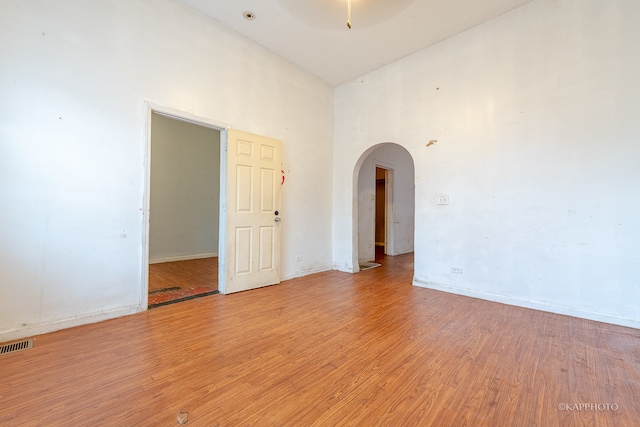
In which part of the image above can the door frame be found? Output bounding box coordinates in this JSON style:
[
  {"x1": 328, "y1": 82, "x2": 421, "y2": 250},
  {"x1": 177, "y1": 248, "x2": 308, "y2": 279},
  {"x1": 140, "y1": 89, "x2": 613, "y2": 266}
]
[
  {"x1": 375, "y1": 164, "x2": 395, "y2": 256},
  {"x1": 352, "y1": 143, "x2": 415, "y2": 273},
  {"x1": 142, "y1": 102, "x2": 230, "y2": 308}
]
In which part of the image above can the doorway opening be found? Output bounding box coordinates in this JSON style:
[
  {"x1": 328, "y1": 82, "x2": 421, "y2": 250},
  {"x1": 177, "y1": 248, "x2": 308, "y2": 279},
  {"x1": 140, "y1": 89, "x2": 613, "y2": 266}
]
[
  {"x1": 354, "y1": 143, "x2": 415, "y2": 273},
  {"x1": 145, "y1": 110, "x2": 224, "y2": 308},
  {"x1": 375, "y1": 166, "x2": 389, "y2": 262}
]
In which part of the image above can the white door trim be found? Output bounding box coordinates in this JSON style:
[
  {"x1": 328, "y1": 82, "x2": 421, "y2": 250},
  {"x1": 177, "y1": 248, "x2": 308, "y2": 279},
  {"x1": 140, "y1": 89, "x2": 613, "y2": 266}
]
[{"x1": 142, "y1": 102, "x2": 230, "y2": 307}]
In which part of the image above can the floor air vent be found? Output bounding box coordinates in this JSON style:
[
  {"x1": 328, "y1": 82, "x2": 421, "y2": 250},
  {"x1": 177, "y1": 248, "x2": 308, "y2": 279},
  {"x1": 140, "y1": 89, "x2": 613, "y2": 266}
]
[{"x1": 0, "y1": 339, "x2": 34, "y2": 355}]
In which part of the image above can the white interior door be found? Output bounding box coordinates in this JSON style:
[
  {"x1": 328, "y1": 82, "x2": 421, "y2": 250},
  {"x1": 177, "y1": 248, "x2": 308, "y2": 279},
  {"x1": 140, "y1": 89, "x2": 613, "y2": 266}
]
[{"x1": 224, "y1": 129, "x2": 282, "y2": 293}]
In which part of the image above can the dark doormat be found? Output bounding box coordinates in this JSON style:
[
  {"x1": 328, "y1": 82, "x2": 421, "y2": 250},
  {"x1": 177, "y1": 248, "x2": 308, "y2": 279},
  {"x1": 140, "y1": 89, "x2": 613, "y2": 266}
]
[
  {"x1": 359, "y1": 262, "x2": 381, "y2": 271},
  {"x1": 148, "y1": 288, "x2": 219, "y2": 309}
]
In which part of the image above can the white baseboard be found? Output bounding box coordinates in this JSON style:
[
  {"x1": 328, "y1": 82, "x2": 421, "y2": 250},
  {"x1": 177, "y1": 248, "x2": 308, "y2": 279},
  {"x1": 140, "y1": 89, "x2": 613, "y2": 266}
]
[
  {"x1": 149, "y1": 253, "x2": 217, "y2": 264},
  {"x1": 412, "y1": 278, "x2": 640, "y2": 330},
  {"x1": 0, "y1": 304, "x2": 141, "y2": 343},
  {"x1": 333, "y1": 263, "x2": 354, "y2": 273},
  {"x1": 281, "y1": 263, "x2": 333, "y2": 282}
]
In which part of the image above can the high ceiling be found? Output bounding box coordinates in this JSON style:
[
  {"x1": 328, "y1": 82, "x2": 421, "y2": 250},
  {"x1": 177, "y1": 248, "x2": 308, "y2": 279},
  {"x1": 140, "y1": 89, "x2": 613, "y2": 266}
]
[{"x1": 180, "y1": 0, "x2": 536, "y2": 86}]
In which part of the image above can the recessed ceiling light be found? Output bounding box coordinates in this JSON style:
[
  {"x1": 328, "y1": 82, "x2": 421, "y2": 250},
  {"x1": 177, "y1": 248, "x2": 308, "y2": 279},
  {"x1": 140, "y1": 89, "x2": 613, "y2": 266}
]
[{"x1": 243, "y1": 11, "x2": 256, "y2": 21}]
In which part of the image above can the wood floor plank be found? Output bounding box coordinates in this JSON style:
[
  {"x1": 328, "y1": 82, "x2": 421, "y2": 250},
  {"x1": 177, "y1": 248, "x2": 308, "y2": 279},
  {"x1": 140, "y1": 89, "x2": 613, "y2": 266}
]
[
  {"x1": 148, "y1": 257, "x2": 218, "y2": 292},
  {"x1": 1, "y1": 253, "x2": 639, "y2": 426}
]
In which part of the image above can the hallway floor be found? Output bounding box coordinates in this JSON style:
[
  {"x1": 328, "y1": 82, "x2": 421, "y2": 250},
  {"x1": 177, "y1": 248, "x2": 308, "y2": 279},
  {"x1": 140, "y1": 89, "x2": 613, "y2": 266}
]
[{"x1": 148, "y1": 257, "x2": 218, "y2": 307}]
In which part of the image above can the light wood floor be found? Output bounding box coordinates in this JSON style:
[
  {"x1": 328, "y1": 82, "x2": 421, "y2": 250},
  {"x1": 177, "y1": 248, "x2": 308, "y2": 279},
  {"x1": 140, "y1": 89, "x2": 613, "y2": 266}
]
[
  {"x1": 1, "y1": 253, "x2": 639, "y2": 426},
  {"x1": 149, "y1": 257, "x2": 218, "y2": 292}
]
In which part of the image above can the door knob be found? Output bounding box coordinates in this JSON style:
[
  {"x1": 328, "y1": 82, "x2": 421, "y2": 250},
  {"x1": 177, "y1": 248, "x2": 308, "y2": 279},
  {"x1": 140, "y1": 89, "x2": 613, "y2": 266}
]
[{"x1": 275, "y1": 217, "x2": 281, "y2": 222}]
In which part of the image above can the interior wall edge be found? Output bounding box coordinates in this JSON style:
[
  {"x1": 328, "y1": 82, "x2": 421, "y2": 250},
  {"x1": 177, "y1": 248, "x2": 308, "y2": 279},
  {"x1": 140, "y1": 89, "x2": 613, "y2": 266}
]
[
  {"x1": 413, "y1": 278, "x2": 640, "y2": 330},
  {"x1": 149, "y1": 252, "x2": 218, "y2": 264},
  {"x1": 280, "y1": 263, "x2": 334, "y2": 282},
  {"x1": 0, "y1": 305, "x2": 141, "y2": 343},
  {"x1": 332, "y1": 263, "x2": 355, "y2": 274}
]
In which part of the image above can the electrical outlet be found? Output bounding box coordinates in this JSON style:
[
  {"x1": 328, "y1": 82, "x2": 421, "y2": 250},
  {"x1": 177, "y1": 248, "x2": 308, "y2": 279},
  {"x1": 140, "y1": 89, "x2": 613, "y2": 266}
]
[
  {"x1": 451, "y1": 266, "x2": 463, "y2": 274},
  {"x1": 437, "y1": 194, "x2": 449, "y2": 205},
  {"x1": 296, "y1": 256, "x2": 303, "y2": 262}
]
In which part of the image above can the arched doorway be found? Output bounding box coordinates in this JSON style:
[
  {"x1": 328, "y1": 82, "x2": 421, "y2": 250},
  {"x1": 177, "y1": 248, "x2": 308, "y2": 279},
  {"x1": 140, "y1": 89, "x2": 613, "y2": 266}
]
[{"x1": 352, "y1": 143, "x2": 415, "y2": 272}]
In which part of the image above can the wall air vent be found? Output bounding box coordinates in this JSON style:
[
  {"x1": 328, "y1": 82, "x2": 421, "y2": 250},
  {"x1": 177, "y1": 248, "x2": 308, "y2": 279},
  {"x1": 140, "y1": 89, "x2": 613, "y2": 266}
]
[{"x1": 0, "y1": 339, "x2": 34, "y2": 355}]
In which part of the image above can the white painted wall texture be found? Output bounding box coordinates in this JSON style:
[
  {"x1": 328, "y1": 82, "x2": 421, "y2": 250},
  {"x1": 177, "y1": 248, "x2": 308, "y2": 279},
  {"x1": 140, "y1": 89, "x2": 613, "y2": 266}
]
[
  {"x1": 149, "y1": 113, "x2": 220, "y2": 263},
  {"x1": 2, "y1": 0, "x2": 638, "y2": 341},
  {"x1": 0, "y1": 0, "x2": 334, "y2": 341},
  {"x1": 334, "y1": 0, "x2": 640, "y2": 328}
]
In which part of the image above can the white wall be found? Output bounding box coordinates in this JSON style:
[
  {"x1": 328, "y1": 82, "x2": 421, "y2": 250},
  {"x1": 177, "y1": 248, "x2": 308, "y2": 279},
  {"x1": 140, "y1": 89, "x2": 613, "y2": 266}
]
[
  {"x1": 0, "y1": 0, "x2": 334, "y2": 341},
  {"x1": 356, "y1": 144, "x2": 415, "y2": 262},
  {"x1": 149, "y1": 113, "x2": 219, "y2": 263},
  {"x1": 334, "y1": 0, "x2": 640, "y2": 328}
]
